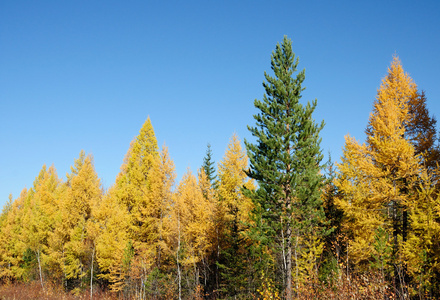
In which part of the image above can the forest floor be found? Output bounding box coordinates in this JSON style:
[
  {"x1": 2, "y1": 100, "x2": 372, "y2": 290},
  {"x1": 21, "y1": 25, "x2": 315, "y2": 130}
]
[
  {"x1": 0, "y1": 274, "x2": 405, "y2": 300},
  {"x1": 0, "y1": 282, "x2": 116, "y2": 300}
]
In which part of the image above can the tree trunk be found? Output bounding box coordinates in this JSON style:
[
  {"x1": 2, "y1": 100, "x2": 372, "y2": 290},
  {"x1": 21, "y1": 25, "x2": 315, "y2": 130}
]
[
  {"x1": 392, "y1": 200, "x2": 399, "y2": 289},
  {"x1": 177, "y1": 213, "x2": 182, "y2": 300},
  {"x1": 36, "y1": 249, "x2": 44, "y2": 291},
  {"x1": 402, "y1": 207, "x2": 408, "y2": 294},
  {"x1": 286, "y1": 218, "x2": 292, "y2": 299},
  {"x1": 281, "y1": 218, "x2": 287, "y2": 289},
  {"x1": 90, "y1": 245, "x2": 95, "y2": 300},
  {"x1": 286, "y1": 137, "x2": 293, "y2": 299},
  {"x1": 216, "y1": 226, "x2": 220, "y2": 293}
]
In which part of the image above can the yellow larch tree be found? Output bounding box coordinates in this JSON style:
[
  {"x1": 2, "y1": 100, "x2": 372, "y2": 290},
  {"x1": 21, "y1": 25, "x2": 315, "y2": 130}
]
[
  {"x1": 216, "y1": 133, "x2": 255, "y2": 296},
  {"x1": 101, "y1": 117, "x2": 178, "y2": 298},
  {"x1": 60, "y1": 151, "x2": 103, "y2": 291},
  {"x1": 198, "y1": 167, "x2": 218, "y2": 290},
  {"x1": 113, "y1": 117, "x2": 159, "y2": 287},
  {"x1": 335, "y1": 56, "x2": 422, "y2": 283},
  {"x1": 136, "y1": 145, "x2": 176, "y2": 298},
  {"x1": 95, "y1": 184, "x2": 131, "y2": 292},
  {"x1": 0, "y1": 189, "x2": 28, "y2": 281},
  {"x1": 45, "y1": 183, "x2": 66, "y2": 283},
  {"x1": 217, "y1": 134, "x2": 254, "y2": 227},
  {"x1": 146, "y1": 146, "x2": 176, "y2": 270},
  {"x1": 115, "y1": 117, "x2": 158, "y2": 214},
  {"x1": 0, "y1": 194, "x2": 13, "y2": 280},
  {"x1": 21, "y1": 165, "x2": 61, "y2": 289},
  {"x1": 172, "y1": 168, "x2": 214, "y2": 297},
  {"x1": 402, "y1": 170, "x2": 440, "y2": 295}
]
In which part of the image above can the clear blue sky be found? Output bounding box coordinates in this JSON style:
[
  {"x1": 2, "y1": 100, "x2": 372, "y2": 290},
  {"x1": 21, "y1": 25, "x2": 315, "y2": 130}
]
[{"x1": 1, "y1": 1, "x2": 440, "y2": 209}]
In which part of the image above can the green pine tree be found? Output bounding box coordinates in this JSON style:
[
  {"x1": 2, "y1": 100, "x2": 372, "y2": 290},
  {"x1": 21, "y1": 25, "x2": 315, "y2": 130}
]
[
  {"x1": 202, "y1": 143, "x2": 217, "y2": 188},
  {"x1": 244, "y1": 36, "x2": 326, "y2": 298},
  {"x1": 319, "y1": 156, "x2": 344, "y2": 285}
]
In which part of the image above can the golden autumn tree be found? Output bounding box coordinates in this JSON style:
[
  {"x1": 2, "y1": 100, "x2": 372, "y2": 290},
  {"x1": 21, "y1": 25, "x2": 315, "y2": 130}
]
[
  {"x1": 94, "y1": 138, "x2": 139, "y2": 293},
  {"x1": 20, "y1": 165, "x2": 61, "y2": 289},
  {"x1": 58, "y1": 151, "x2": 103, "y2": 291},
  {"x1": 0, "y1": 194, "x2": 13, "y2": 230},
  {"x1": 139, "y1": 145, "x2": 176, "y2": 298},
  {"x1": 217, "y1": 134, "x2": 254, "y2": 230},
  {"x1": 402, "y1": 90, "x2": 440, "y2": 296},
  {"x1": 0, "y1": 189, "x2": 28, "y2": 281},
  {"x1": 402, "y1": 170, "x2": 440, "y2": 296},
  {"x1": 0, "y1": 194, "x2": 15, "y2": 280},
  {"x1": 44, "y1": 184, "x2": 66, "y2": 283},
  {"x1": 95, "y1": 185, "x2": 131, "y2": 293},
  {"x1": 100, "y1": 117, "x2": 177, "y2": 298},
  {"x1": 113, "y1": 117, "x2": 160, "y2": 289},
  {"x1": 216, "y1": 134, "x2": 255, "y2": 296},
  {"x1": 172, "y1": 168, "x2": 214, "y2": 298},
  {"x1": 115, "y1": 117, "x2": 159, "y2": 214},
  {"x1": 335, "y1": 56, "x2": 423, "y2": 288}
]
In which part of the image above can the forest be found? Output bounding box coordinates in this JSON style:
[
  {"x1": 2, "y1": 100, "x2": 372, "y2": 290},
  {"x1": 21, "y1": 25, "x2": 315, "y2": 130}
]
[{"x1": 1, "y1": 36, "x2": 439, "y2": 299}]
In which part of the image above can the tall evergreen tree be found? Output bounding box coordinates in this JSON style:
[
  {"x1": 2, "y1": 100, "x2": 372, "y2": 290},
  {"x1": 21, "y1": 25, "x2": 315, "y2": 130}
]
[
  {"x1": 244, "y1": 36, "x2": 325, "y2": 298},
  {"x1": 202, "y1": 143, "x2": 217, "y2": 188},
  {"x1": 320, "y1": 156, "x2": 344, "y2": 285}
]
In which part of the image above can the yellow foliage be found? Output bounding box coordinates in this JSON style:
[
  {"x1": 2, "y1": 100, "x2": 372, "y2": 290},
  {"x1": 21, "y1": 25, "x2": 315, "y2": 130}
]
[
  {"x1": 97, "y1": 119, "x2": 176, "y2": 292},
  {"x1": 335, "y1": 56, "x2": 422, "y2": 267},
  {"x1": 95, "y1": 189, "x2": 131, "y2": 291},
  {"x1": 403, "y1": 171, "x2": 440, "y2": 293},
  {"x1": 217, "y1": 133, "x2": 255, "y2": 232},
  {"x1": 174, "y1": 169, "x2": 214, "y2": 266},
  {"x1": 257, "y1": 271, "x2": 281, "y2": 300},
  {"x1": 0, "y1": 189, "x2": 28, "y2": 280}
]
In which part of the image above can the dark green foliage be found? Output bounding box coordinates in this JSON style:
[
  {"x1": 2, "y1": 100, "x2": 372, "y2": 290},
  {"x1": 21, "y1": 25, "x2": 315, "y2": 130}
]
[
  {"x1": 122, "y1": 241, "x2": 134, "y2": 275},
  {"x1": 320, "y1": 156, "x2": 344, "y2": 282},
  {"x1": 370, "y1": 226, "x2": 392, "y2": 274},
  {"x1": 217, "y1": 212, "x2": 252, "y2": 298},
  {"x1": 122, "y1": 241, "x2": 134, "y2": 297},
  {"x1": 244, "y1": 35, "x2": 326, "y2": 296},
  {"x1": 21, "y1": 248, "x2": 37, "y2": 282},
  {"x1": 202, "y1": 143, "x2": 217, "y2": 187}
]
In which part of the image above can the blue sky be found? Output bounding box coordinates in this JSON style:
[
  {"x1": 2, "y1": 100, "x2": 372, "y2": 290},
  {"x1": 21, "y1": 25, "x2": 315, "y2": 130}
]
[{"x1": 1, "y1": 1, "x2": 440, "y2": 209}]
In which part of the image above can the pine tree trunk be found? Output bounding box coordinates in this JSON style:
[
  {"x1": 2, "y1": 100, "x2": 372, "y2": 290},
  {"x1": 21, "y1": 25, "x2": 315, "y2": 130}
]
[
  {"x1": 281, "y1": 219, "x2": 286, "y2": 289},
  {"x1": 295, "y1": 234, "x2": 299, "y2": 293},
  {"x1": 286, "y1": 223, "x2": 292, "y2": 299},
  {"x1": 286, "y1": 152, "x2": 293, "y2": 299}
]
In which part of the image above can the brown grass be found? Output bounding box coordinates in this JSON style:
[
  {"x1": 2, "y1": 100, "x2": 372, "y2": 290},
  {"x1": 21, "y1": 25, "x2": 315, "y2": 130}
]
[
  {"x1": 0, "y1": 281, "x2": 118, "y2": 300},
  {"x1": 295, "y1": 272, "x2": 397, "y2": 300},
  {"x1": 0, "y1": 273, "x2": 404, "y2": 300}
]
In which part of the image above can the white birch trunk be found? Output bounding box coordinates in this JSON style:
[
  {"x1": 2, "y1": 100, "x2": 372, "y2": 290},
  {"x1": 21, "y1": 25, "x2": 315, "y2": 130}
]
[{"x1": 36, "y1": 249, "x2": 44, "y2": 291}]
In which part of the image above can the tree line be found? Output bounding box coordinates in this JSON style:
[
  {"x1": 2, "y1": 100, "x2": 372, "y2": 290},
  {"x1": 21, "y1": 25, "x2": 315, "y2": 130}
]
[{"x1": 1, "y1": 36, "x2": 439, "y2": 299}]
